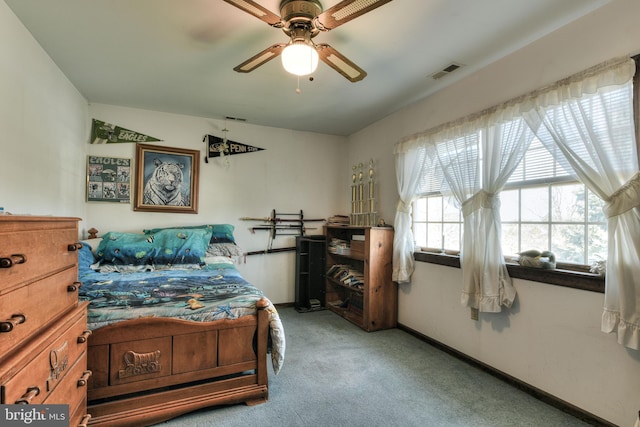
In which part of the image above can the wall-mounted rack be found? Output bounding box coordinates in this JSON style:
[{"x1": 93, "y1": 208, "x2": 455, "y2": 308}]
[
  {"x1": 241, "y1": 209, "x2": 324, "y2": 239},
  {"x1": 241, "y1": 209, "x2": 325, "y2": 254}
]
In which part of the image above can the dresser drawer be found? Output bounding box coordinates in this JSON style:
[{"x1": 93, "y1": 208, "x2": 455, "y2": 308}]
[
  {"x1": 69, "y1": 395, "x2": 89, "y2": 427},
  {"x1": 43, "y1": 352, "x2": 89, "y2": 407},
  {"x1": 44, "y1": 352, "x2": 90, "y2": 427},
  {"x1": 0, "y1": 267, "x2": 80, "y2": 358},
  {"x1": 1, "y1": 306, "x2": 88, "y2": 404},
  {"x1": 0, "y1": 218, "x2": 80, "y2": 294},
  {"x1": 69, "y1": 395, "x2": 91, "y2": 427}
]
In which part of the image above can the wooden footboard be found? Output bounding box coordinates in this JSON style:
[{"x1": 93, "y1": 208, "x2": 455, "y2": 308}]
[{"x1": 86, "y1": 299, "x2": 270, "y2": 427}]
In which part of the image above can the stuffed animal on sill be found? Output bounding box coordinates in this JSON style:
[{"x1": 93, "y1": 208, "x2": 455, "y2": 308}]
[
  {"x1": 589, "y1": 258, "x2": 606, "y2": 276},
  {"x1": 517, "y1": 250, "x2": 556, "y2": 269}
]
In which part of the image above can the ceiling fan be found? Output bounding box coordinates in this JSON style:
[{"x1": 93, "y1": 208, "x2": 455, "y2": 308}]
[{"x1": 223, "y1": 0, "x2": 393, "y2": 82}]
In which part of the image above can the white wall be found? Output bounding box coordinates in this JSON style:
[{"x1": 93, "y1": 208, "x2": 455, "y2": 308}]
[
  {"x1": 0, "y1": 0, "x2": 88, "y2": 219},
  {"x1": 347, "y1": 0, "x2": 640, "y2": 425},
  {"x1": 86, "y1": 103, "x2": 347, "y2": 303}
]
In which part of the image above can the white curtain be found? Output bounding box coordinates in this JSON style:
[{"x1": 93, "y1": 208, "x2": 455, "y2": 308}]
[
  {"x1": 393, "y1": 104, "x2": 535, "y2": 311},
  {"x1": 521, "y1": 58, "x2": 640, "y2": 349},
  {"x1": 472, "y1": 109, "x2": 534, "y2": 311},
  {"x1": 392, "y1": 139, "x2": 430, "y2": 283},
  {"x1": 433, "y1": 107, "x2": 534, "y2": 311}
]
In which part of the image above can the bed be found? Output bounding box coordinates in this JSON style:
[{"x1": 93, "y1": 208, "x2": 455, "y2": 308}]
[{"x1": 76, "y1": 224, "x2": 285, "y2": 427}]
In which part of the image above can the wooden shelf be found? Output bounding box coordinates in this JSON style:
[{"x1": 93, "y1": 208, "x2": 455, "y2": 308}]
[
  {"x1": 327, "y1": 250, "x2": 365, "y2": 262},
  {"x1": 324, "y1": 225, "x2": 397, "y2": 331},
  {"x1": 326, "y1": 276, "x2": 364, "y2": 294},
  {"x1": 326, "y1": 302, "x2": 364, "y2": 326}
]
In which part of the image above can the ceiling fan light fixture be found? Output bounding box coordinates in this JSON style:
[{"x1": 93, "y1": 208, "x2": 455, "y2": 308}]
[
  {"x1": 281, "y1": 42, "x2": 318, "y2": 76},
  {"x1": 225, "y1": 0, "x2": 394, "y2": 82}
]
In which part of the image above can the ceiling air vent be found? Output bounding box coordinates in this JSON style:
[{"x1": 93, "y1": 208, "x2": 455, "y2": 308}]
[
  {"x1": 430, "y1": 63, "x2": 463, "y2": 80},
  {"x1": 225, "y1": 116, "x2": 247, "y2": 122}
]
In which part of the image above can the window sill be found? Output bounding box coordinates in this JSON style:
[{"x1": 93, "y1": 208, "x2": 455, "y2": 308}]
[{"x1": 413, "y1": 251, "x2": 604, "y2": 293}]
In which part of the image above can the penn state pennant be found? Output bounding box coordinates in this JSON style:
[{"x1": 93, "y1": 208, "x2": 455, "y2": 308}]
[
  {"x1": 91, "y1": 119, "x2": 162, "y2": 144},
  {"x1": 204, "y1": 135, "x2": 265, "y2": 158}
]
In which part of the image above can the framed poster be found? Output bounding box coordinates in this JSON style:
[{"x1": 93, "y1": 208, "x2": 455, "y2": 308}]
[
  {"x1": 87, "y1": 156, "x2": 131, "y2": 203},
  {"x1": 134, "y1": 144, "x2": 200, "y2": 214}
]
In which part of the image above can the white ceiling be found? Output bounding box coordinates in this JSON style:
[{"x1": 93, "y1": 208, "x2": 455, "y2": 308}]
[{"x1": 6, "y1": 0, "x2": 611, "y2": 136}]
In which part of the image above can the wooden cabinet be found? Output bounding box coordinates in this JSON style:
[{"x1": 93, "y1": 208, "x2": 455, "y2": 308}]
[
  {"x1": 324, "y1": 225, "x2": 396, "y2": 331},
  {"x1": 295, "y1": 235, "x2": 326, "y2": 312},
  {"x1": 0, "y1": 216, "x2": 90, "y2": 427}
]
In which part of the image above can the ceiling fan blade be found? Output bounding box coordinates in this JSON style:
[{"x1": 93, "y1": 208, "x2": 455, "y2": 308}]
[
  {"x1": 233, "y1": 44, "x2": 287, "y2": 73},
  {"x1": 223, "y1": 0, "x2": 283, "y2": 27},
  {"x1": 316, "y1": 0, "x2": 393, "y2": 30},
  {"x1": 316, "y1": 44, "x2": 367, "y2": 82}
]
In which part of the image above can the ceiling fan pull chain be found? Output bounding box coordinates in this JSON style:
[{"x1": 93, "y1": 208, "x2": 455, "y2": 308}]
[{"x1": 296, "y1": 76, "x2": 301, "y2": 94}]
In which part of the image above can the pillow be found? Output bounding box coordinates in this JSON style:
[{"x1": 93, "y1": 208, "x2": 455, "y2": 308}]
[
  {"x1": 96, "y1": 228, "x2": 213, "y2": 269},
  {"x1": 208, "y1": 224, "x2": 236, "y2": 243},
  {"x1": 78, "y1": 243, "x2": 96, "y2": 276},
  {"x1": 94, "y1": 263, "x2": 203, "y2": 273},
  {"x1": 204, "y1": 255, "x2": 236, "y2": 265},
  {"x1": 81, "y1": 238, "x2": 103, "y2": 255},
  {"x1": 92, "y1": 263, "x2": 155, "y2": 273},
  {"x1": 206, "y1": 242, "x2": 244, "y2": 257},
  {"x1": 143, "y1": 224, "x2": 236, "y2": 243}
]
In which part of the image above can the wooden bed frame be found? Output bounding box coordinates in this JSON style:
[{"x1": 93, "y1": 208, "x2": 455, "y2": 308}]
[{"x1": 85, "y1": 298, "x2": 270, "y2": 426}]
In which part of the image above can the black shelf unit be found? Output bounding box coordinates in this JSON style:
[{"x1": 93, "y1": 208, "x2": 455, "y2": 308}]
[{"x1": 295, "y1": 235, "x2": 326, "y2": 312}]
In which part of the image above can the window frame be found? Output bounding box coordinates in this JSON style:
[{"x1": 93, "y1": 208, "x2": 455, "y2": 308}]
[{"x1": 414, "y1": 250, "x2": 604, "y2": 293}]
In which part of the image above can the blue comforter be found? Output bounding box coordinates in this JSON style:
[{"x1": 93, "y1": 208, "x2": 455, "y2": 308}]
[{"x1": 78, "y1": 251, "x2": 285, "y2": 373}]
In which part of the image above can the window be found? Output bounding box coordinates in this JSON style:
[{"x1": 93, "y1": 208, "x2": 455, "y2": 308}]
[
  {"x1": 412, "y1": 138, "x2": 608, "y2": 266},
  {"x1": 400, "y1": 57, "x2": 637, "y2": 304},
  {"x1": 500, "y1": 183, "x2": 607, "y2": 264},
  {"x1": 413, "y1": 195, "x2": 462, "y2": 252}
]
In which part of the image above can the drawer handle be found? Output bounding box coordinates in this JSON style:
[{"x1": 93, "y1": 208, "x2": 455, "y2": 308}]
[
  {"x1": 67, "y1": 281, "x2": 82, "y2": 292},
  {"x1": 0, "y1": 254, "x2": 27, "y2": 268},
  {"x1": 15, "y1": 386, "x2": 39, "y2": 404},
  {"x1": 78, "y1": 414, "x2": 92, "y2": 427},
  {"x1": 77, "y1": 370, "x2": 92, "y2": 387},
  {"x1": 77, "y1": 329, "x2": 92, "y2": 343},
  {"x1": 68, "y1": 242, "x2": 83, "y2": 252},
  {"x1": 0, "y1": 314, "x2": 26, "y2": 333}
]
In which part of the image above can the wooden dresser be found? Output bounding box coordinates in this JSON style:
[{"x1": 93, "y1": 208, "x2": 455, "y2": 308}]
[{"x1": 0, "y1": 216, "x2": 91, "y2": 426}]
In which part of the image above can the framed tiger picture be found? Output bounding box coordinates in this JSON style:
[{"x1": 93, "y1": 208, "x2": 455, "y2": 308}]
[{"x1": 134, "y1": 143, "x2": 200, "y2": 213}]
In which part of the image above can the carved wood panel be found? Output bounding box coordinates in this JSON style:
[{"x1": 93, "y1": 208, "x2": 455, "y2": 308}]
[{"x1": 109, "y1": 337, "x2": 171, "y2": 385}]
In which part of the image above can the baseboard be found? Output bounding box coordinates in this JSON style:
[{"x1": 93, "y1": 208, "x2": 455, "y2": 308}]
[
  {"x1": 397, "y1": 323, "x2": 615, "y2": 427},
  {"x1": 274, "y1": 302, "x2": 295, "y2": 308}
]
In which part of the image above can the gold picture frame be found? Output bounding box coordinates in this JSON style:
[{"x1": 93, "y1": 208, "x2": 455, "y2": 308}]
[{"x1": 134, "y1": 143, "x2": 200, "y2": 214}]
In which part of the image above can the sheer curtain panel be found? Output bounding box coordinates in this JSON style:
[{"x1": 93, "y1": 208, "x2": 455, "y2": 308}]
[
  {"x1": 469, "y1": 110, "x2": 534, "y2": 311},
  {"x1": 393, "y1": 104, "x2": 533, "y2": 312},
  {"x1": 392, "y1": 140, "x2": 430, "y2": 283},
  {"x1": 432, "y1": 108, "x2": 534, "y2": 312},
  {"x1": 521, "y1": 57, "x2": 640, "y2": 349}
]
